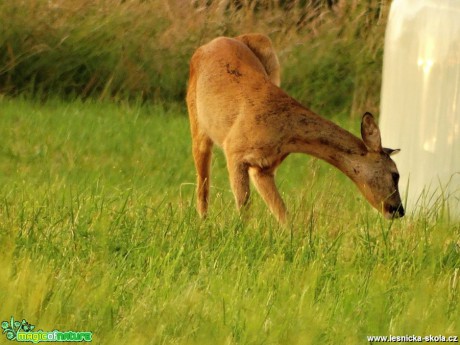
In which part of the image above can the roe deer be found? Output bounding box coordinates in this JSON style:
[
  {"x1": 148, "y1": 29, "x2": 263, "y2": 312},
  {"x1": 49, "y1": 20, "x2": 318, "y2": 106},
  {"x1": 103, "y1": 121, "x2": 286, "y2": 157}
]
[{"x1": 186, "y1": 33, "x2": 404, "y2": 223}]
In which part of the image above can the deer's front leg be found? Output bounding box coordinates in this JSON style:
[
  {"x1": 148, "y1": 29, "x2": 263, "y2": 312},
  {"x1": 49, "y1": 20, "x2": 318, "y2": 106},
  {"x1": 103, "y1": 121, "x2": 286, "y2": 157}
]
[
  {"x1": 226, "y1": 157, "x2": 250, "y2": 212},
  {"x1": 249, "y1": 167, "x2": 287, "y2": 224}
]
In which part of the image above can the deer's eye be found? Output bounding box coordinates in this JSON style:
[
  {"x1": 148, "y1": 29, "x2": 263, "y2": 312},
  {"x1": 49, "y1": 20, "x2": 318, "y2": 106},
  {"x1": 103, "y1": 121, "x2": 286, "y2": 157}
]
[{"x1": 392, "y1": 172, "x2": 400, "y2": 184}]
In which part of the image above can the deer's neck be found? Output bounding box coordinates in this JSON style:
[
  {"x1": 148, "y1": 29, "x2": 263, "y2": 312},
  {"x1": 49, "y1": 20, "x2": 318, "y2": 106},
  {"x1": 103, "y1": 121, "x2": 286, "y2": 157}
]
[{"x1": 285, "y1": 108, "x2": 368, "y2": 178}]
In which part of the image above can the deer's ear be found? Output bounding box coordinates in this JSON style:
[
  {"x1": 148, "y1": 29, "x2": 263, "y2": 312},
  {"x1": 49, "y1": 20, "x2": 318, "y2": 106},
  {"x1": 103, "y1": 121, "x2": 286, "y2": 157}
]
[
  {"x1": 383, "y1": 147, "x2": 400, "y2": 156},
  {"x1": 361, "y1": 112, "x2": 382, "y2": 152}
]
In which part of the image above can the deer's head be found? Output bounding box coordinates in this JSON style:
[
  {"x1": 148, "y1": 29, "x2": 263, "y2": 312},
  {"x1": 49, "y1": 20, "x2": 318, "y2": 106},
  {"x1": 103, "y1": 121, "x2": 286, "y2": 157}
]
[{"x1": 355, "y1": 113, "x2": 405, "y2": 219}]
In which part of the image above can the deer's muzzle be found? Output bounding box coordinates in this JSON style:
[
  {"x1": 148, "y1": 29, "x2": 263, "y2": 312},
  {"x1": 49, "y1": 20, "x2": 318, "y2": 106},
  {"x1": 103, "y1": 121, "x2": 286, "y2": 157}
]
[{"x1": 385, "y1": 204, "x2": 405, "y2": 219}]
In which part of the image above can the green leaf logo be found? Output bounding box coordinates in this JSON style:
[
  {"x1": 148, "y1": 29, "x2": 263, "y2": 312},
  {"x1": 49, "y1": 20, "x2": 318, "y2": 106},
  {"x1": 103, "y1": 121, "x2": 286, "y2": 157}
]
[{"x1": 1, "y1": 316, "x2": 35, "y2": 341}]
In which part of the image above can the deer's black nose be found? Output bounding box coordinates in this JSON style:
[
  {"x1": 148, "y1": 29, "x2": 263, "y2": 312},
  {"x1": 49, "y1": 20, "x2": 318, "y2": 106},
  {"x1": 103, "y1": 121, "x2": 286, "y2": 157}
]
[{"x1": 389, "y1": 204, "x2": 405, "y2": 218}]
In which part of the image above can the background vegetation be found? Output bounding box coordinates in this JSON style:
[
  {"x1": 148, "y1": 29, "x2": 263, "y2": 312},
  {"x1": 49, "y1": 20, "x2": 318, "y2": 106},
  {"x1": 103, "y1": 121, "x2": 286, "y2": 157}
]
[{"x1": 1, "y1": 0, "x2": 388, "y2": 116}]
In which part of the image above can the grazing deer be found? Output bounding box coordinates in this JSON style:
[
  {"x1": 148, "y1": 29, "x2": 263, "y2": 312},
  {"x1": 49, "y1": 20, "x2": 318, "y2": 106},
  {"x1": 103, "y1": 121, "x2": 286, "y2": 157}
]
[{"x1": 186, "y1": 33, "x2": 404, "y2": 223}]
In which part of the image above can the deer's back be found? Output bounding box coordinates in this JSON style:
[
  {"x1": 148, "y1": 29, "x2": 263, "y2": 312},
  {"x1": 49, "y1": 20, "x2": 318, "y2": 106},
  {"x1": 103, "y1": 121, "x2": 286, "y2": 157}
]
[{"x1": 188, "y1": 36, "x2": 281, "y2": 147}]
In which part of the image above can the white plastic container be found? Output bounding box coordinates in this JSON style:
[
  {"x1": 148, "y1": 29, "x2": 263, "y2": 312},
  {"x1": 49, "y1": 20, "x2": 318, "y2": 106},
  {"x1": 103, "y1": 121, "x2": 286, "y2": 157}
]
[{"x1": 380, "y1": 0, "x2": 460, "y2": 219}]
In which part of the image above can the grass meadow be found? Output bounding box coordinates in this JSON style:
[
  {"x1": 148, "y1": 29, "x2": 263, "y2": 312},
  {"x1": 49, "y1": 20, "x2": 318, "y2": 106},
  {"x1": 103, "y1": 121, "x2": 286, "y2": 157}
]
[{"x1": 0, "y1": 98, "x2": 459, "y2": 344}]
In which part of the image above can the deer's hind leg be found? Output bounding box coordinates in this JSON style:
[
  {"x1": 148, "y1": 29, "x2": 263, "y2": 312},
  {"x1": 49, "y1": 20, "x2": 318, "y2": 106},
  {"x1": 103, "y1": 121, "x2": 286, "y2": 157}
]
[
  {"x1": 187, "y1": 86, "x2": 213, "y2": 218},
  {"x1": 192, "y1": 131, "x2": 213, "y2": 218}
]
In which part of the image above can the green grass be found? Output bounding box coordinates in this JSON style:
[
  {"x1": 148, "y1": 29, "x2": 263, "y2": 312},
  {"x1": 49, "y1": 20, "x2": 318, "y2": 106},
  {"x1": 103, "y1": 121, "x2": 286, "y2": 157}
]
[{"x1": 0, "y1": 98, "x2": 459, "y2": 344}]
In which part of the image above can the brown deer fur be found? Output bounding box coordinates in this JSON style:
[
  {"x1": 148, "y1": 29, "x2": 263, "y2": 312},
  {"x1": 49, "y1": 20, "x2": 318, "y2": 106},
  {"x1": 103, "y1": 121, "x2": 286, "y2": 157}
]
[{"x1": 186, "y1": 33, "x2": 404, "y2": 223}]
